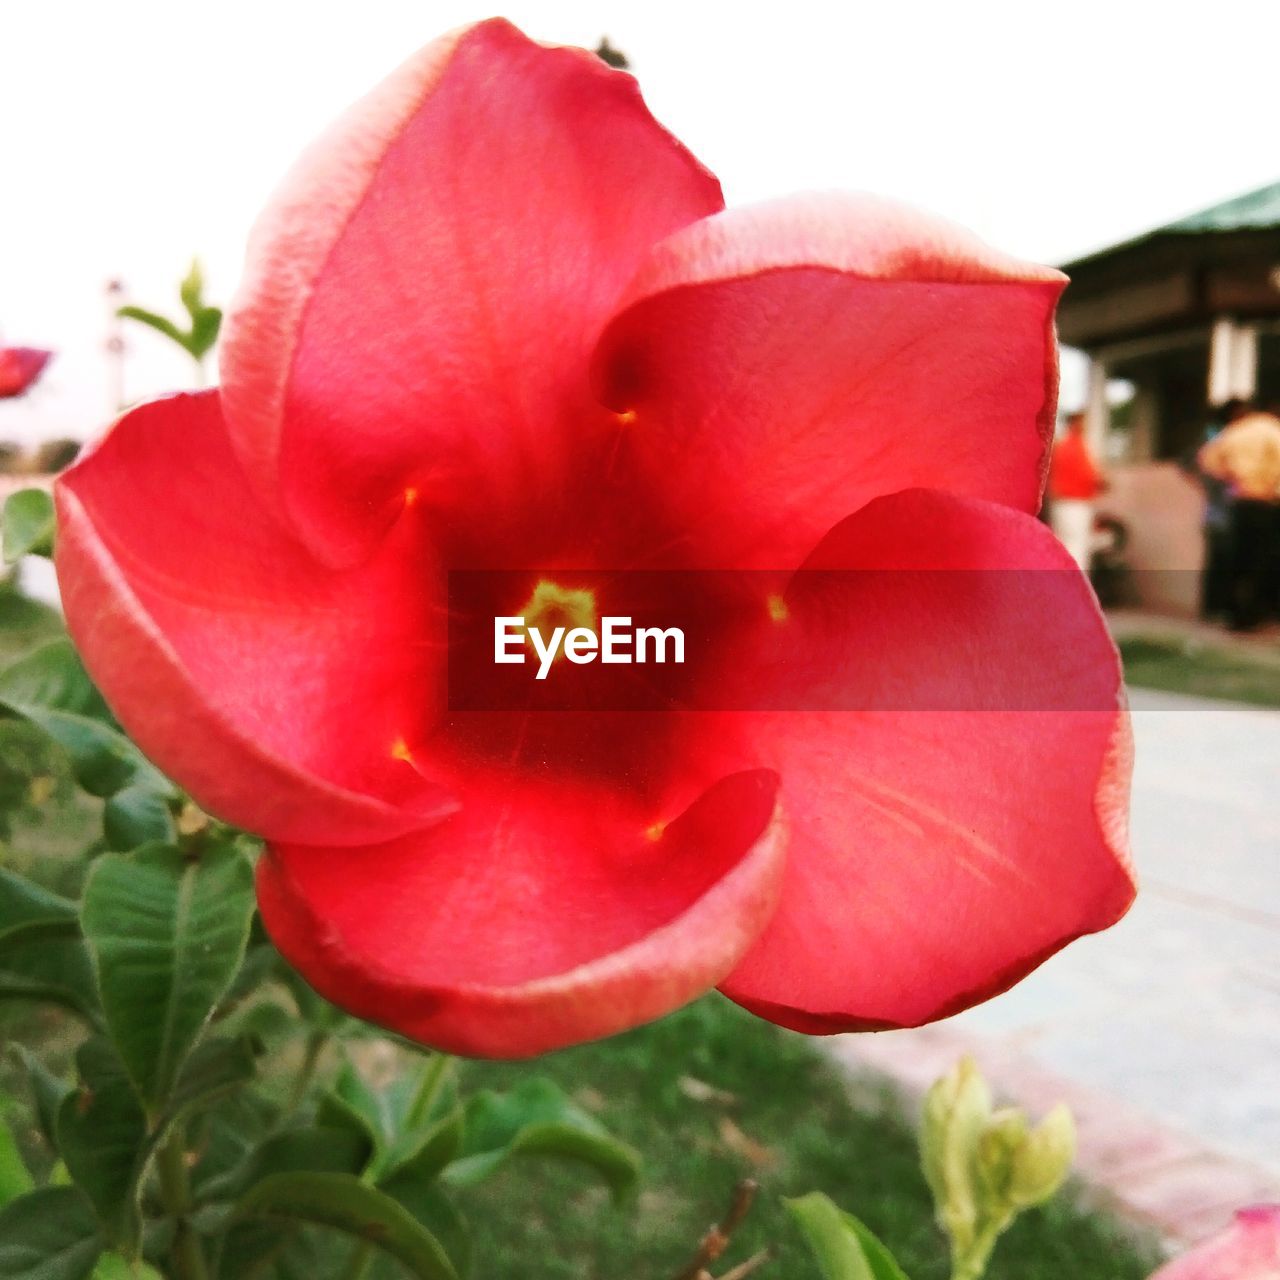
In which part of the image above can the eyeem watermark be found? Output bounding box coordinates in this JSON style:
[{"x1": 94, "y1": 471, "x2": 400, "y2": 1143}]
[
  {"x1": 495, "y1": 615, "x2": 686, "y2": 680},
  {"x1": 448, "y1": 568, "x2": 1144, "y2": 711}
]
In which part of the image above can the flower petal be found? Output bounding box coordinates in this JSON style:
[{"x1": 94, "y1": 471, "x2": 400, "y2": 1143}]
[
  {"x1": 0, "y1": 347, "x2": 53, "y2": 399},
  {"x1": 592, "y1": 193, "x2": 1065, "y2": 569},
  {"x1": 220, "y1": 18, "x2": 723, "y2": 566},
  {"x1": 1150, "y1": 1206, "x2": 1280, "y2": 1280},
  {"x1": 55, "y1": 391, "x2": 452, "y2": 845},
  {"x1": 717, "y1": 489, "x2": 1135, "y2": 1031},
  {"x1": 258, "y1": 769, "x2": 786, "y2": 1057}
]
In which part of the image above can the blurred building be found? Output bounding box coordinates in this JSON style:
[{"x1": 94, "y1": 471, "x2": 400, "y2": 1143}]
[{"x1": 1059, "y1": 180, "x2": 1280, "y2": 613}]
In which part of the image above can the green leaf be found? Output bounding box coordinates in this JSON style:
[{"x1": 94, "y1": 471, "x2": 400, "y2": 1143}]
[
  {"x1": 233, "y1": 1172, "x2": 458, "y2": 1280},
  {"x1": 91, "y1": 1253, "x2": 162, "y2": 1280},
  {"x1": 381, "y1": 1108, "x2": 463, "y2": 1188},
  {"x1": 333, "y1": 1061, "x2": 390, "y2": 1144},
  {"x1": 214, "y1": 1221, "x2": 331, "y2": 1280},
  {"x1": 57, "y1": 1035, "x2": 252, "y2": 1257},
  {"x1": 0, "y1": 719, "x2": 63, "y2": 825},
  {"x1": 187, "y1": 308, "x2": 222, "y2": 360},
  {"x1": 371, "y1": 1183, "x2": 470, "y2": 1280},
  {"x1": 54, "y1": 1038, "x2": 246, "y2": 1259},
  {"x1": 279, "y1": 967, "x2": 352, "y2": 1033},
  {"x1": 0, "y1": 865, "x2": 78, "y2": 955},
  {"x1": 178, "y1": 261, "x2": 205, "y2": 317},
  {"x1": 316, "y1": 1087, "x2": 381, "y2": 1163},
  {"x1": 0, "y1": 1106, "x2": 35, "y2": 1207},
  {"x1": 785, "y1": 1193, "x2": 912, "y2": 1280},
  {"x1": 10, "y1": 1046, "x2": 72, "y2": 1151},
  {"x1": 0, "y1": 641, "x2": 113, "y2": 724},
  {"x1": 16, "y1": 714, "x2": 135, "y2": 797},
  {"x1": 0, "y1": 642, "x2": 168, "y2": 801},
  {"x1": 165, "y1": 1035, "x2": 257, "y2": 1123},
  {"x1": 318, "y1": 1056, "x2": 460, "y2": 1187},
  {"x1": 80, "y1": 842, "x2": 255, "y2": 1108},
  {"x1": 2, "y1": 489, "x2": 55, "y2": 563},
  {"x1": 0, "y1": 1187, "x2": 102, "y2": 1280},
  {"x1": 56, "y1": 1041, "x2": 147, "y2": 1252},
  {"x1": 218, "y1": 937, "x2": 279, "y2": 1016},
  {"x1": 201, "y1": 1126, "x2": 373, "y2": 1205},
  {"x1": 0, "y1": 936, "x2": 101, "y2": 1023},
  {"x1": 101, "y1": 785, "x2": 174, "y2": 852},
  {"x1": 187, "y1": 1091, "x2": 279, "y2": 1202},
  {"x1": 443, "y1": 1078, "x2": 639, "y2": 1204},
  {"x1": 116, "y1": 306, "x2": 185, "y2": 348}
]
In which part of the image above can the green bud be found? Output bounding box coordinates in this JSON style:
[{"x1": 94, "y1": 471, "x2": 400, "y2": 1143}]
[
  {"x1": 179, "y1": 258, "x2": 206, "y2": 316},
  {"x1": 919, "y1": 1057, "x2": 992, "y2": 1252},
  {"x1": 976, "y1": 1107, "x2": 1028, "y2": 1208},
  {"x1": 1008, "y1": 1103, "x2": 1075, "y2": 1208}
]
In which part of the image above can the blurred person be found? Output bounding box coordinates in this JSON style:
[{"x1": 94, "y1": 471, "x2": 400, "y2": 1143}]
[
  {"x1": 1191, "y1": 403, "x2": 1235, "y2": 620},
  {"x1": 1198, "y1": 397, "x2": 1280, "y2": 630},
  {"x1": 1047, "y1": 411, "x2": 1105, "y2": 570}
]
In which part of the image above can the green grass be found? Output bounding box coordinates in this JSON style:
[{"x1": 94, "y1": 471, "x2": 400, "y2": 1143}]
[
  {"x1": 1120, "y1": 634, "x2": 1280, "y2": 707},
  {"x1": 459, "y1": 996, "x2": 1160, "y2": 1280}
]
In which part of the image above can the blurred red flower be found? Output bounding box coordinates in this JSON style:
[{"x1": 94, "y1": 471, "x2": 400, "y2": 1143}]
[
  {"x1": 0, "y1": 347, "x2": 53, "y2": 399},
  {"x1": 55, "y1": 20, "x2": 1134, "y2": 1057},
  {"x1": 1151, "y1": 1207, "x2": 1280, "y2": 1279}
]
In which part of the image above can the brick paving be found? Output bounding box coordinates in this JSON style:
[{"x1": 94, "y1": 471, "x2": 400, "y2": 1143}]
[{"x1": 829, "y1": 686, "x2": 1280, "y2": 1247}]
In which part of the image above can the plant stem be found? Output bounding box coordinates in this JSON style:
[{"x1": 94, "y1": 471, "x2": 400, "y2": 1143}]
[
  {"x1": 950, "y1": 1220, "x2": 1005, "y2": 1280},
  {"x1": 674, "y1": 1180, "x2": 759, "y2": 1280},
  {"x1": 156, "y1": 1126, "x2": 208, "y2": 1280},
  {"x1": 342, "y1": 1242, "x2": 374, "y2": 1280},
  {"x1": 719, "y1": 1248, "x2": 773, "y2": 1280},
  {"x1": 405, "y1": 1051, "x2": 453, "y2": 1130},
  {"x1": 284, "y1": 1029, "x2": 329, "y2": 1114}
]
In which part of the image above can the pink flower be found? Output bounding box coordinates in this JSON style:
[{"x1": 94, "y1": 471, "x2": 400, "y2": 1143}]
[
  {"x1": 1151, "y1": 1207, "x2": 1280, "y2": 1279},
  {"x1": 55, "y1": 19, "x2": 1134, "y2": 1057},
  {"x1": 0, "y1": 347, "x2": 53, "y2": 399}
]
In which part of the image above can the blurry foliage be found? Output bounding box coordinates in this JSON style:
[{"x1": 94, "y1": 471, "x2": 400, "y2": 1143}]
[
  {"x1": 33, "y1": 439, "x2": 82, "y2": 474},
  {"x1": 0, "y1": 553, "x2": 1160, "y2": 1279},
  {"x1": 3, "y1": 489, "x2": 56, "y2": 563},
  {"x1": 0, "y1": 580, "x2": 640, "y2": 1279},
  {"x1": 117, "y1": 260, "x2": 222, "y2": 377},
  {"x1": 595, "y1": 36, "x2": 630, "y2": 69}
]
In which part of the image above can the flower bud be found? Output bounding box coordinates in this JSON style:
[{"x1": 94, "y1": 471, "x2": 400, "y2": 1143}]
[
  {"x1": 920, "y1": 1057, "x2": 992, "y2": 1250},
  {"x1": 1008, "y1": 1103, "x2": 1075, "y2": 1208},
  {"x1": 976, "y1": 1107, "x2": 1029, "y2": 1207}
]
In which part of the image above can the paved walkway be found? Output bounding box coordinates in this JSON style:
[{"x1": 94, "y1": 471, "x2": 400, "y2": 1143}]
[{"x1": 833, "y1": 687, "x2": 1280, "y2": 1245}]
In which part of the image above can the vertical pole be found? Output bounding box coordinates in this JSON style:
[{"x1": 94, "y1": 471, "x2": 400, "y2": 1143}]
[
  {"x1": 1230, "y1": 323, "x2": 1258, "y2": 401},
  {"x1": 1208, "y1": 317, "x2": 1237, "y2": 406},
  {"x1": 105, "y1": 279, "x2": 126, "y2": 414},
  {"x1": 1129, "y1": 384, "x2": 1157, "y2": 462},
  {"x1": 1084, "y1": 357, "x2": 1109, "y2": 457}
]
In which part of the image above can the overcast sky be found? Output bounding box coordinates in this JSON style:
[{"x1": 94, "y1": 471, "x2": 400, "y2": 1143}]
[{"x1": 3, "y1": 0, "x2": 1279, "y2": 444}]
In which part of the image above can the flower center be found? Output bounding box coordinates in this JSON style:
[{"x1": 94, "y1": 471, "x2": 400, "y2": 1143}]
[{"x1": 519, "y1": 579, "x2": 598, "y2": 641}]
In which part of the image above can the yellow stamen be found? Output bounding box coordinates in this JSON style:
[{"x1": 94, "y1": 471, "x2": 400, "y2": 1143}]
[
  {"x1": 403, "y1": 486, "x2": 419, "y2": 507},
  {"x1": 645, "y1": 821, "x2": 666, "y2": 843},
  {"x1": 520, "y1": 580, "x2": 598, "y2": 635},
  {"x1": 766, "y1": 593, "x2": 790, "y2": 624},
  {"x1": 615, "y1": 408, "x2": 638, "y2": 425},
  {"x1": 390, "y1": 737, "x2": 414, "y2": 763}
]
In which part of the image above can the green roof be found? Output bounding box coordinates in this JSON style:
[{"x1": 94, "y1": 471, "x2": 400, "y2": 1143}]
[
  {"x1": 1159, "y1": 180, "x2": 1280, "y2": 233},
  {"x1": 1063, "y1": 179, "x2": 1280, "y2": 269}
]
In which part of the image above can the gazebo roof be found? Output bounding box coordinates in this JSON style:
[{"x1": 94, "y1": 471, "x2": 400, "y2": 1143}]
[
  {"x1": 1160, "y1": 180, "x2": 1280, "y2": 234},
  {"x1": 1064, "y1": 180, "x2": 1280, "y2": 271},
  {"x1": 1058, "y1": 180, "x2": 1280, "y2": 349}
]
